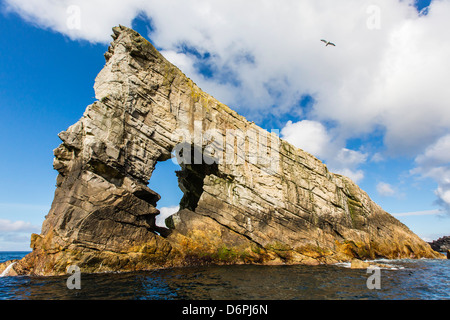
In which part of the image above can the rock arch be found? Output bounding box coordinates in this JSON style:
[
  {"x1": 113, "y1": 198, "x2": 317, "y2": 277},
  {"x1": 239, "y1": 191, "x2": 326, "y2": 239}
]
[{"x1": 7, "y1": 26, "x2": 441, "y2": 276}]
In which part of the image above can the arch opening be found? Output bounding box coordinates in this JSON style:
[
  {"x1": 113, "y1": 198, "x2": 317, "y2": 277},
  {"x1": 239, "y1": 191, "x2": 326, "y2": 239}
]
[
  {"x1": 148, "y1": 159, "x2": 182, "y2": 228},
  {"x1": 149, "y1": 144, "x2": 220, "y2": 229}
]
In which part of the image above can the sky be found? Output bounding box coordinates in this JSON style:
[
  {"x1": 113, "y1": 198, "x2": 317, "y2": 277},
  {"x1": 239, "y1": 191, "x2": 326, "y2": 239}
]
[{"x1": 0, "y1": 0, "x2": 449, "y2": 251}]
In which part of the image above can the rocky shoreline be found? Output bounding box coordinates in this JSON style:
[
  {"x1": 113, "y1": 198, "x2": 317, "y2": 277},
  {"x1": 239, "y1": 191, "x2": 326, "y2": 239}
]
[
  {"x1": 428, "y1": 236, "x2": 450, "y2": 252},
  {"x1": 428, "y1": 236, "x2": 450, "y2": 259}
]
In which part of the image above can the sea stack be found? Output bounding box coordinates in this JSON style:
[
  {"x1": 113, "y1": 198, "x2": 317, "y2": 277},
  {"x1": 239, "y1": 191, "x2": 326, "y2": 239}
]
[
  {"x1": 2, "y1": 26, "x2": 442, "y2": 276},
  {"x1": 428, "y1": 236, "x2": 450, "y2": 253}
]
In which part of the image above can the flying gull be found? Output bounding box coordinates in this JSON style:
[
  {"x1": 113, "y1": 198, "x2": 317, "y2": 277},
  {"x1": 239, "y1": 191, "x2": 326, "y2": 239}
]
[{"x1": 321, "y1": 39, "x2": 336, "y2": 47}]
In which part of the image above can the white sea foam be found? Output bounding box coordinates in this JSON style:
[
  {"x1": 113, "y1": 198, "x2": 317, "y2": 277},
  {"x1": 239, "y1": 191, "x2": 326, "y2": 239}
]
[
  {"x1": 333, "y1": 260, "x2": 405, "y2": 270},
  {"x1": 0, "y1": 262, "x2": 17, "y2": 277},
  {"x1": 334, "y1": 262, "x2": 352, "y2": 268},
  {"x1": 366, "y1": 259, "x2": 405, "y2": 270}
]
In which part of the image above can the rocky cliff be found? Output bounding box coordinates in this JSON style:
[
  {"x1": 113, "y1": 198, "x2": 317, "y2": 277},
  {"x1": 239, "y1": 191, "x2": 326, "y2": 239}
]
[
  {"x1": 428, "y1": 236, "x2": 450, "y2": 253},
  {"x1": 1, "y1": 26, "x2": 441, "y2": 276}
]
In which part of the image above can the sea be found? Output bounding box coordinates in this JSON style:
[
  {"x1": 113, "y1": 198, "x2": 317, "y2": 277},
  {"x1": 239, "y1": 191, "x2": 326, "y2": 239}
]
[{"x1": 0, "y1": 251, "x2": 448, "y2": 300}]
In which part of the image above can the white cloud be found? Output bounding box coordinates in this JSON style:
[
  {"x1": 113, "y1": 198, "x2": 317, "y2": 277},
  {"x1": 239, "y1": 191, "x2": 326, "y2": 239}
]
[
  {"x1": 159, "y1": 50, "x2": 197, "y2": 78},
  {"x1": 412, "y1": 134, "x2": 450, "y2": 214},
  {"x1": 281, "y1": 120, "x2": 367, "y2": 183},
  {"x1": 335, "y1": 148, "x2": 368, "y2": 170},
  {"x1": 371, "y1": 152, "x2": 385, "y2": 163},
  {"x1": 155, "y1": 205, "x2": 179, "y2": 228},
  {"x1": 328, "y1": 152, "x2": 368, "y2": 184},
  {"x1": 3, "y1": 0, "x2": 142, "y2": 43},
  {"x1": 0, "y1": 219, "x2": 39, "y2": 232},
  {"x1": 376, "y1": 182, "x2": 396, "y2": 197},
  {"x1": 334, "y1": 168, "x2": 365, "y2": 184},
  {"x1": 280, "y1": 120, "x2": 331, "y2": 159},
  {"x1": 391, "y1": 209, "x2": 442, "y2": 217},
  {"x1": 415, "y1": 134, "x2": 450, "y2": 167}
]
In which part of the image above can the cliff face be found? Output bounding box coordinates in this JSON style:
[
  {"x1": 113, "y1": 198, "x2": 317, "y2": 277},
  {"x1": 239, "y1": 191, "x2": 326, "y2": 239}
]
[
  {"x1": 428, "y1": 236, "x2": 450, "y2": 253},
  {"x1": 3, "y1": 26, "x2": 441, "y2": 276}
]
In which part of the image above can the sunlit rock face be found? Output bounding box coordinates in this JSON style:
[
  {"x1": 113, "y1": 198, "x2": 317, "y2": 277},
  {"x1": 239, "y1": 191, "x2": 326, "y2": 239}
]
[{"x1": 3, "y1": 26, "x2": 441, "y2": 276}]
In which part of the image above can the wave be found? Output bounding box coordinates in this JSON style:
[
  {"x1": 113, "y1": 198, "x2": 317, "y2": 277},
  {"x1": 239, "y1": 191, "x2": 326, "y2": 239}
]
[
  {"x1": 334, "y1": 262, "x2": 352, "y2": 268},
  {"x1": 334, "y1": 261, "x2": 405, "y2": 270},
  {"x1": 0, "y1": 262, "x2": 16, "y2": 277}
]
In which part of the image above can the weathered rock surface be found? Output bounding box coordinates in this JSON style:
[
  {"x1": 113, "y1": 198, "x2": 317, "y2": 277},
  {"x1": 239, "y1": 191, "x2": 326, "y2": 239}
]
[
  {"x1": 428, "y1": 236, "x2": 450, "y2": 253},
  {"x1": 2, "y1": 26, "x2": 442, "y2": 276}
]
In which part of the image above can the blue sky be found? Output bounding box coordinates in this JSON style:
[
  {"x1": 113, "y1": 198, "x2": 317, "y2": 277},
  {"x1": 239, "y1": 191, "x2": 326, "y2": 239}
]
[{"x1": 1, "y1": 0, "x2": 449, "y2": 250}]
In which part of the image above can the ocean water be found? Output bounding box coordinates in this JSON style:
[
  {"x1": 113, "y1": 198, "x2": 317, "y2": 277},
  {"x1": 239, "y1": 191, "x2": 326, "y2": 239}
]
[{"x1": 0, "y1": 251, "x2": 448, "y2": 300}]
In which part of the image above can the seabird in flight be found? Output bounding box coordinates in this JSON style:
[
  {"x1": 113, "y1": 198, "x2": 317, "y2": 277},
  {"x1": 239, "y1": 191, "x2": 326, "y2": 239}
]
[{"x1": 321, "y1": 39, "x2": 336, "y2": 47}]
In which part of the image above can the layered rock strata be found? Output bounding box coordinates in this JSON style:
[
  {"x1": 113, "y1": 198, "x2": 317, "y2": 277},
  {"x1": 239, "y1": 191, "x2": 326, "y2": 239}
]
[{"x1": 1, "y1": 26, "x2": 441, "y2": 276}]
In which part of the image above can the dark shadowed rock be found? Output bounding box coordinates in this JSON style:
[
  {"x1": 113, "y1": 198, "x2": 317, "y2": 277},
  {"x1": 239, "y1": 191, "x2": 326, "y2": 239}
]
[{"x1": 428, "y1": 236, "x2": 450, "y2": 253}]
